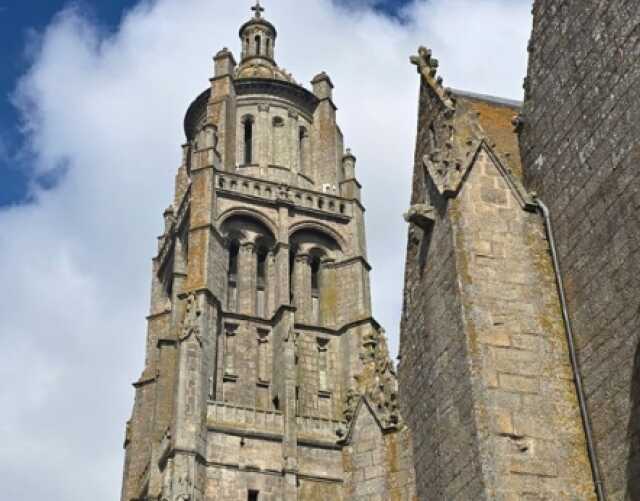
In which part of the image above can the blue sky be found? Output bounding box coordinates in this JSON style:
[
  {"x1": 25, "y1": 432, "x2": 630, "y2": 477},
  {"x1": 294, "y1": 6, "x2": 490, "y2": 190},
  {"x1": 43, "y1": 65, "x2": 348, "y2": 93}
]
[{"x1": 0, "y1": 1, "x2": 411, "y2": 206}]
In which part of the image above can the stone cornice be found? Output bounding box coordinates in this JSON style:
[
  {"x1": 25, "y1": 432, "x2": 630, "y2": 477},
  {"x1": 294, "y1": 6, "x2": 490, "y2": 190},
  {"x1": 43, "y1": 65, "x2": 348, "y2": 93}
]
[
  {"x1": 331, "y1": 255, "x2": 372, "y2": 271},
  {"x1": 146, "y1": 309, "x2": 171, "y2": 321},
  {"x1": 234, "y1": 78, "x2": 318, "y2": 116}
]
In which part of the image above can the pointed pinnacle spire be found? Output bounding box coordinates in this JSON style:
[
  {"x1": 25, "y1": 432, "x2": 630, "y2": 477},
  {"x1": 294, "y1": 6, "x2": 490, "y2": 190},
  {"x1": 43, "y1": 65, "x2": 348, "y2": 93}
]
[{"x1": 251, "y1": 0, "x2": 265, "y2": 18}]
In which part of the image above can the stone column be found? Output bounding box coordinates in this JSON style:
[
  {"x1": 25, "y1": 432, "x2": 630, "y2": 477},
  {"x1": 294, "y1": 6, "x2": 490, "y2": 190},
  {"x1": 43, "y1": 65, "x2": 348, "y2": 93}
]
[
  {"x1": 274, "y1": 243, "x2": 290, "y2": 307},
  {"x1": 319, "y1": 258, "x2": 337, "y2": 328},
  {"x1": 238, "y1": 242, "x2": 257, "y2": 316},
  {"x1": 292, "y1": 253, "x2": 312, "y2": 324},
  {"x1": 266, "y1": 250, "x2": 277, "y2": 317}
]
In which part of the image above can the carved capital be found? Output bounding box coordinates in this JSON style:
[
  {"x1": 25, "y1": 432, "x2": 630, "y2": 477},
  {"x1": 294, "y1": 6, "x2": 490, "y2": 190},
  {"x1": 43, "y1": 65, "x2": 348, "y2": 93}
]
[
  {"x1": 240, "y1": 241, "x2": 256, "y2": 254},
  {"x1": 295, "y1": 253, "x2": 312, "y2": 265}
]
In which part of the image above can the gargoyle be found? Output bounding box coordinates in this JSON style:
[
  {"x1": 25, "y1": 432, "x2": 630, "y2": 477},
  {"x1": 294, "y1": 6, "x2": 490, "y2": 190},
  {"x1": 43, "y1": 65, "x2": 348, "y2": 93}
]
[{"x1": 404, "y1": 204, "x2": 435, "y2": 231}]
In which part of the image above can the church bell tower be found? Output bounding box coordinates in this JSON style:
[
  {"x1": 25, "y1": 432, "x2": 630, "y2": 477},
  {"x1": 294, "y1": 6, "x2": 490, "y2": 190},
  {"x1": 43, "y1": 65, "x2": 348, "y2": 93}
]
[{"x1": 120, "y1": 3, "x2": 416, "y2": 500}]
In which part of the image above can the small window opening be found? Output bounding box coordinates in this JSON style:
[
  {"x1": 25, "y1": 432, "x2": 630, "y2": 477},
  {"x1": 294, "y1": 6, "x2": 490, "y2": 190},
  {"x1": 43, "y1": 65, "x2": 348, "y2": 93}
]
[
  {"x1": 298, "y1": 127, "x2": 306, "y2": 171},
  {"x1": 266, "y1": 38, "x2": 271, "y2": 56},
  {"x1": 244, "y1": 118, "x2": 254, "y2": 165},
  {"x1": 257, "y1": 249, "x2": 267, "y2": 289},
  {"x1": 248, "y1": 490, "x2": 259, "y2": 501},
  {"x1": 255, "y1": 35, "x2": 261, "y2": 56}
]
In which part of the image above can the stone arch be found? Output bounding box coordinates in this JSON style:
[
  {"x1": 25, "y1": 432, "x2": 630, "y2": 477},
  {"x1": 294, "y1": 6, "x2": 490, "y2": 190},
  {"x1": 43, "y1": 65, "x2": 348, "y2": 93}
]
[
  {"x1": 219, "y1": 211, "x2": 276, "y2": 317},
  {"x1": 288, "y1": 221, "x2": 347, "y2": 254},
  {"x1": 218, "y1": 208, "x2": 278, "y2": 244},
  {"x1": 289, "y1": 225, "x2": 344, "y2": 326}
]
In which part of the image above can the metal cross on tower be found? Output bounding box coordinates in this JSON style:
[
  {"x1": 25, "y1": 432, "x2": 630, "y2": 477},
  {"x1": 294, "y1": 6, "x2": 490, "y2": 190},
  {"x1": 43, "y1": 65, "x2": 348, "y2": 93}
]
[{"x1": 251, "y1": 0, "x2": 265, "y2": 18}]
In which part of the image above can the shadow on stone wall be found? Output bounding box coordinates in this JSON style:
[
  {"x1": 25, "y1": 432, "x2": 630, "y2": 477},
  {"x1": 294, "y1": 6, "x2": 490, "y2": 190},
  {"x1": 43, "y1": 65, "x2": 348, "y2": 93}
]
[{"x1": 627, "y1": 341, "x2": 640, "y2": 500}]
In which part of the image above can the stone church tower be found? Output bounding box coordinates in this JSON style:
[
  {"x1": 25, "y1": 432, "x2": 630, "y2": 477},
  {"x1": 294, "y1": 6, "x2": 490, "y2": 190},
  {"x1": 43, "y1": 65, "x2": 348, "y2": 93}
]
[{"x1": 120, "y1": 3, "x2": 416, "y2": 500}]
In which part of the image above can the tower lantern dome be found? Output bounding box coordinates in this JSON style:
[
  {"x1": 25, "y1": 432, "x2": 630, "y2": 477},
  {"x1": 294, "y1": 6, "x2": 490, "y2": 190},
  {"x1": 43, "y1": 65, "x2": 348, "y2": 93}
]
[{"x1": 239, "y1": 1, "x2": 277, "y2": 64}]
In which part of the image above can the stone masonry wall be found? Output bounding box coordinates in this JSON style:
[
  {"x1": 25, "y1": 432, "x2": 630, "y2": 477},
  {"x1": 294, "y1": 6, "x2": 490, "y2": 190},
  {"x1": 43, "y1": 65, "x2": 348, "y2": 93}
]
[{"x1": 520, "y1": 1, "x2": 640, "y2": 497}]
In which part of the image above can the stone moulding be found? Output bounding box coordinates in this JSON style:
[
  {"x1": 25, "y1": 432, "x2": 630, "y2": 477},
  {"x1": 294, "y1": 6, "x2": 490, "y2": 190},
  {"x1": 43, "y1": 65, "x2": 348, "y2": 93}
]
[
  {"x1": 421, "y1": 138, "x2": 536, "y2": 212},
  {"x1": 337, "y1": 396, "x2": 405, "y2": 445}
]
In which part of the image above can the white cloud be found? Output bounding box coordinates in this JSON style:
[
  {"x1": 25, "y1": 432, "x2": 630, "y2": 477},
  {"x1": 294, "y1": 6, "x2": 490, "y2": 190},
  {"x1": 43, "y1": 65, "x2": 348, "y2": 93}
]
[{"x1": 0, "y1": 0, "x2": 532, "y2": 499}]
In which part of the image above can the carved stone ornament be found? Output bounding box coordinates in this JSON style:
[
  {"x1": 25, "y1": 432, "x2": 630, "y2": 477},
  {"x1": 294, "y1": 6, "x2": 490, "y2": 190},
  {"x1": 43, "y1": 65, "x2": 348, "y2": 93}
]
[
  {"x1": 351, "y1": 328, "x2": 402, "y2": 430},
  {"x1": 423, "y1": 139, "x2": 481, "y2": 196},
  {"x1": 276, "y1": 184, "x2": 292, "y2": 203},
  {"x1": 343, "y1": 388, "x2": 360, "y2": 423},
  {"x1": 179, "y1": 293, "x2": 202, "y2": 345}
]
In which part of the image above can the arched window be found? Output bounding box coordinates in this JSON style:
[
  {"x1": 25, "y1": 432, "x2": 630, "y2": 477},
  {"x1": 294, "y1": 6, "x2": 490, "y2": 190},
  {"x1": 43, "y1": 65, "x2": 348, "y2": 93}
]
[
  {"x1": 289, "y1": 229, "x2": 342, "y2": 327},
  {"x1": 298, "y1": 127, "x2": 307, "y2": 172},
  {"x1": 227, "y1": 241, "x2": 239, "y2": 311},
  {"x1": 272, "y1": 117, "x2": 285, "y2": 166},
  {"x1": 221, "y1": 215, "x2": 276, "y2": 317},
  {"x1": 243, "y1": 117, "x2": 254, "y2": 165},
  {"x1": 255, "y1": 35, "x2": 261, "y2": 56},
  {"x1": 266, "y1": 38, "x2": 271, "y2": 57}
]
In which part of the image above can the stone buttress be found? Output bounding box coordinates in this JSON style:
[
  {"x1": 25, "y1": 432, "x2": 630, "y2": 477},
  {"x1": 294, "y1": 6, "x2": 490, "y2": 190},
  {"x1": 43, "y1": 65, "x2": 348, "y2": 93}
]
[
  {"x1": 398, "y1": 47, "x2": 597, "y2": 500},
  {"x1": 120, "y1": 5, "x2": 416, "y2": 501}
]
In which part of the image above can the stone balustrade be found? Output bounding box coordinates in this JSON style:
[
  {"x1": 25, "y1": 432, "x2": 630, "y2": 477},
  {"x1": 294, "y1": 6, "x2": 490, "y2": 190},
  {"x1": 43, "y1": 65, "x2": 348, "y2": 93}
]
[{"x1": 217, "y1": 171, "x2": 350, "y2": 218}]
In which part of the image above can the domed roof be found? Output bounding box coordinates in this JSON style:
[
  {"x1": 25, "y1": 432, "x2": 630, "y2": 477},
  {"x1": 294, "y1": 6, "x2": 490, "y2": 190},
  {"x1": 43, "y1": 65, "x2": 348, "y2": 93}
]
[
  {"x1": 236, "y1": 1, "x2": 298, "y2": 84},
  {"x1": 235, "y1": 62, "x2": 297, "y2": 84}
]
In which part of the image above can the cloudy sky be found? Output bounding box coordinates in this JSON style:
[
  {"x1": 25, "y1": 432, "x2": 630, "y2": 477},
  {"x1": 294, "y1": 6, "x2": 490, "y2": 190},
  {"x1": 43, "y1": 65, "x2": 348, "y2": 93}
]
[{"x1": 0, "y1": 0, "x2": 532, "y2": 498}]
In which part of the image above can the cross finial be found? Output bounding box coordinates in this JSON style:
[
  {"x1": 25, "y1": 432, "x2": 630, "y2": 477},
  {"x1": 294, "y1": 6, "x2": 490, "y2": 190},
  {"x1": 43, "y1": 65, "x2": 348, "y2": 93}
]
[{"x1": 251, "y1": 0, "x2": 265, "y2": 18}]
